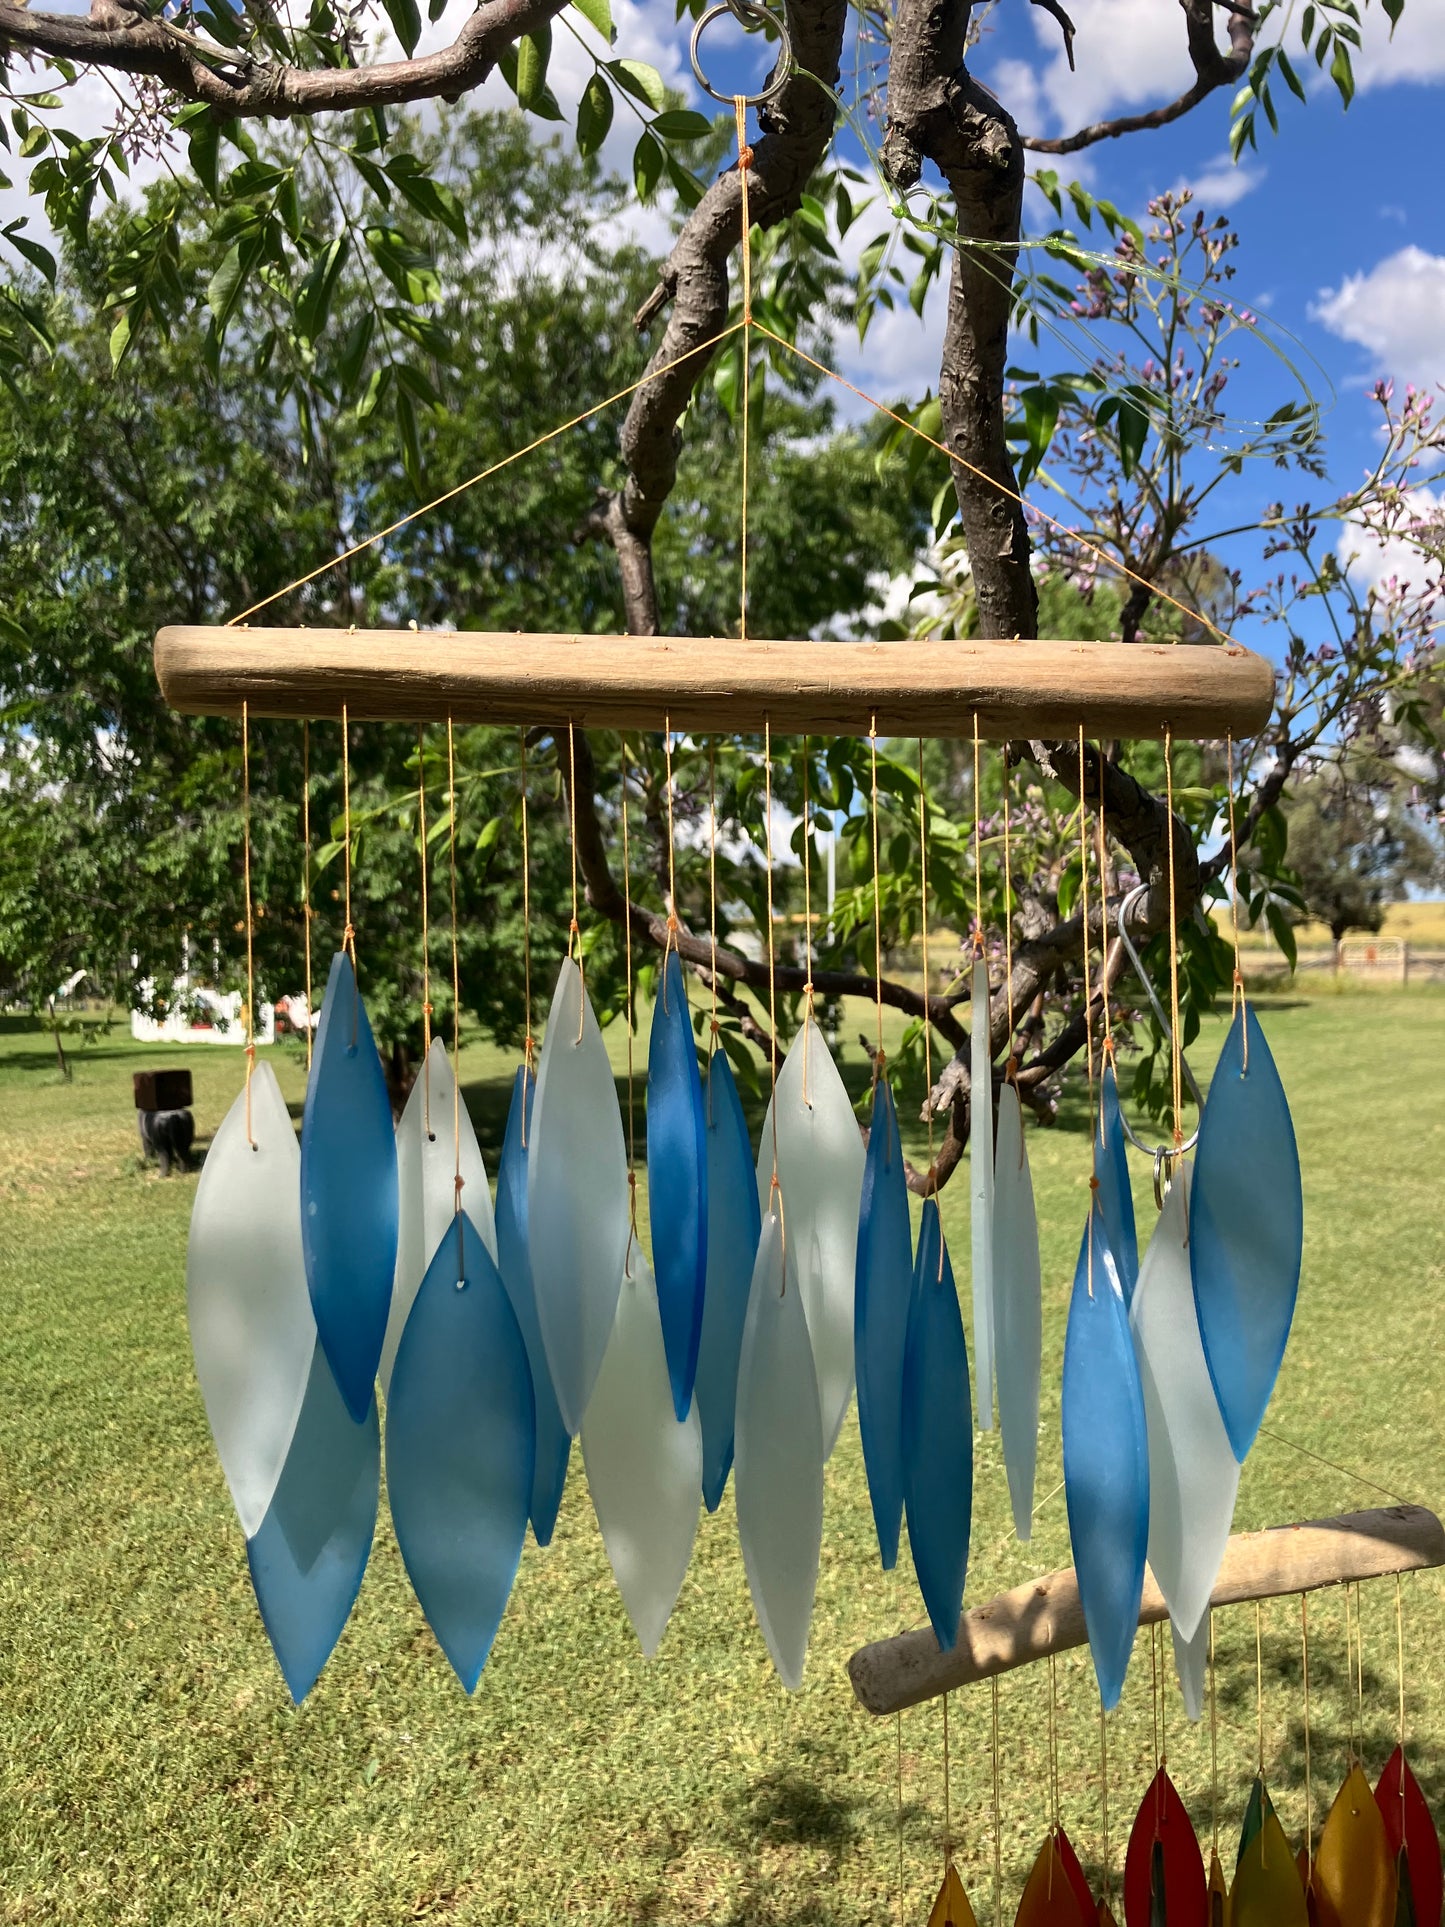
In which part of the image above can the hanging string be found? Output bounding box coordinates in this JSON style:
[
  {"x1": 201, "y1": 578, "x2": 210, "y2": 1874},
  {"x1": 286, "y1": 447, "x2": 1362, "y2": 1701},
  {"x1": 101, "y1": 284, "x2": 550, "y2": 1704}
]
[
  {"x1": 991, "y1": 1677, "x2": 1003, "y2": 1926},
  {"x1": 1078, "y1": 729, "x2": 1098, "y2": 1301},
  {"x1": 896, "y1": 1710, "x2": 906, "y2": 1927},
  {"x1": 301, "y1": 720, "x2": 313, "y2": 1073},
  {"x1": 1159, "y1": 1618, "x2": 1168, "y2": 1769},
  {"x1": 567, "y1": 719, "x2": 581, "y2": 963},
  {"x1": 664, "y1": 716, "x2": 680, "y2": 961},
  {"x1": 1099, "y1": 1704, "x2": 1112, "y2": 1911},
  {"x1": 1047, "y1": 1650, "x2": 1061, "y2": 1836},
  {"x1": 800, "y1": 737, "x2": 815, "y2": 1102},
  {"x1": 971, "y1": 713, "x2": 984, "y2": 956},
  {"x1": 519, "y1": 730, "x2": 535, "y2": 1080},
  {"x1": 917, "y1": 738, "x2": 938, "y2": 1195},
  {"x1": 620, "y1": 738, "x2": 639, "y2": 1251},
  {"x1": 1225, "y1": 735, "x2": 1248, "y2": 1068},
  {"x1": 1396, "y1": 1574, "x2": 1407, "y2": 1754},
  {"x1": 341, "y1": 702, "x2": 355, "y2": 965},
  {"x1": 708, "y1": 740, "x2": 720, "y2": 1061},
  {"x1": 1302, "y1": 1592, "x2": 1313, "y2": 1874},
  {"x1": 869, "y1": 718, "x2": 885, "y2": 1076},
  {"x1": 1256, "y1": 1601, "x2": 1265, "y2": 1775},
  {"x1": 941, "y1": 1691, "x2": 953, "y2": 1870},
  {"x1": 1208, "y1": 1610, "x2": 1220, "y2": 1862},
  {"x1": 417, "y1": 727, "x2": 433, "y2": 1137},
  {"x1": 446, "y1": 720, "x2": 462, "y2": 1234},
  {"x1": 1150, "y1": 1619, "x2": 1161, "y2": 1769},
  {"x1": 241, "y1": 700, "x2": 256, "y2": 1148},
  {"x1": 764, "y1": 717, "x2": 781, "y2": 1212},
  {"x1": 1095, "y1": 747, "x2": 1114, "y2": 1065},
  {"x1": 1354, "y1": 1582, "x2": 1366, "y2": 1758},
  {"x1": 734, "y1": 95, "x2": 753, "y2": 643},
  {"x1": 1001, "y1": 748, "x2": 1016, "y2": 1074},
  {"x1": 1163, "y1": 726, "x2": 1184, "y2": 1150}
]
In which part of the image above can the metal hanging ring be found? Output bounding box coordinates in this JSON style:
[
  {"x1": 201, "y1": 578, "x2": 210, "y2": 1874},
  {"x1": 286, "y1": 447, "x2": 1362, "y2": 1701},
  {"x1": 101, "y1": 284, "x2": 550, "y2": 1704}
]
[
  {"x1": 1112, "y1": 881, "x2": 1203, "y2": 1161},
  {"x1": 689, "y1": 0, "x2": 794, "y2": 107}
]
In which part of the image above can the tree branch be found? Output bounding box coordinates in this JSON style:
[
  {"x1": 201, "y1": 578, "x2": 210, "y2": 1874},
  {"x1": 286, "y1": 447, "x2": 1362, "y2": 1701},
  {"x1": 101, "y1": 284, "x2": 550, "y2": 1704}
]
[
  {"x1": 1022, "y1": 0, "x2": 1256, "y2": 156},
  {"x1": 0, "y1": 0, "x2": 566, "y2": 116}
]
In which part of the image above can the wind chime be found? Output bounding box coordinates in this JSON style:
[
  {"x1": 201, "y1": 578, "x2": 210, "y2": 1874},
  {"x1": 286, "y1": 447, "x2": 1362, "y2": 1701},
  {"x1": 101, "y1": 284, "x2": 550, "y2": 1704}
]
[{"x1": 163, "y1": 54, "x2": 1442, "y2": 1927}]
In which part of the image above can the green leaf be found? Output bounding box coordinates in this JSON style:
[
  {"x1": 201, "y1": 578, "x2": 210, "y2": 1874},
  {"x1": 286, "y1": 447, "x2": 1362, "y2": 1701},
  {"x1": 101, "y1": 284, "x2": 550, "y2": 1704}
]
[
  {"x1": 576, "y1": 74, "x2": 614, "y2": 157},
  {"x1": 365, "y1": 226, "x2": 441, "y2": 303},
  {"x1": 1382, "y1": 0, "x2": 1403, "y2": 28},
  {"x1": 293, "y1": 233, "x2": 349, "y2": 344},
  {"x1": 1330, "y1": 36, "x2": 1355, "y2": 104},
  {"x1": 356, "y1": 361, "x2": 392, "y2": 420},
  {"x1": 633, "y1": 130, "x2": 663, "y2": 203},
  {"x1": 664, "y1": 151, "x2": 704, "y2": 210},
  {"x1": 188, "y1": 118, "x2": 220, "y2": 197},
  {"x1": 516, "y1": 26, "x2": 552, "y2": 111},
  {"x1": 1265, "y1": 900, "x2": 1298, "y2": 971},
  {"x1": 382, "y1": 0, "x2": 422, "y2": 57},
  {"x1": 5, "y1": 228, "x2": 57, "y2": 287},
  {"x1": 608, "y1": 57, "x2": 666, "y2": 110},
  {"x1": 395, "y1": 385, "x2": 422, "y2": 489},
  {"x1": 108, "y1": 308, "x2": 132, "y2": 371},
  {"x1": 1276, "y1": 47, "x2": 1307, "y2": 101},
  {"x1": 385, "y1": 156, "x2": 468, "y2": 242},
  {"x1": 651, "y1": 109, "x2": 712, "y2": 141},
  {"x1": 336, "y1": 309, "x2": 375, "y2": 396},
  {"x1": 570, "y1": 0, "x2": 613, "y2": 40},
  {"x1": 206, "y1": 237, "x2": 259, "y2": 333},
  {"x1": 476, "y1": 815, "x2": 503, "y2": 853}
]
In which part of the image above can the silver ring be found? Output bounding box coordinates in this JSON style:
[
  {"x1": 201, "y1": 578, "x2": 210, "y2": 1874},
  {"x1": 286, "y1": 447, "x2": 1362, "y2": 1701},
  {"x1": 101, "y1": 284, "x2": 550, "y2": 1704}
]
[
  {"x1": 1111, "y1": 882, "x2": 1203, "y2": 1160},
  {"x1": 689, "y1": 0, "x2": 794, "y2": 107}
]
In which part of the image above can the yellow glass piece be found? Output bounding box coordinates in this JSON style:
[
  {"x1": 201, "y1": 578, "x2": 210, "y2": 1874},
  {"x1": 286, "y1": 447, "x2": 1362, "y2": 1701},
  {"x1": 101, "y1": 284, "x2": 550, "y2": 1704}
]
[
  {"x1": 1231, "y1": 1805, "x2": 1307, "y2": 1926},
  {"x1": 1208, "y1": 1847, "x2": 1230, "y2": 1927},
  {"x1": 1314, "y1": 1766, "x2": 1398, "y2": 1927},
  {"x1": 928, "y1": 1864, "x2": 979, "y2": 1927},
  {"x1": 1016, "y1": 1835, "x2": 1090, "y2": 1926}
]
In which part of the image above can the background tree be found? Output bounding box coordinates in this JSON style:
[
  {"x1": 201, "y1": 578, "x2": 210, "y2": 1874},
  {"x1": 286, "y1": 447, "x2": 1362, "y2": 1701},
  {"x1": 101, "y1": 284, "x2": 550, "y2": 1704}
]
[{"x1": 1284, "y1": 765, "x2": 1441, "y2": 945}]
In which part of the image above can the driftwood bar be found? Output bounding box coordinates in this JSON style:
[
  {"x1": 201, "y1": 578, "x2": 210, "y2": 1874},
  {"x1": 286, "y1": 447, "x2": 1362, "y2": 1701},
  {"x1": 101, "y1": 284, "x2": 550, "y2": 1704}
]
[
  {"x1": 153, "y1": 626, "x2": 1276, "y2": 741},
  {"x1": 847, "y1": 1505, "x2": 1445, "y2": 1716}
]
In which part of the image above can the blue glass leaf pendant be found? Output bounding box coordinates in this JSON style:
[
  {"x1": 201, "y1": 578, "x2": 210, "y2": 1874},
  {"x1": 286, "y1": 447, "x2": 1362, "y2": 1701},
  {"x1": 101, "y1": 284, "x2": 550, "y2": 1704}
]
[
  {"x1": 647, "y1": 950, "x2": 709, "y2": 1422},
  {"x1": 187, "y1": 1061, "x2": 314, "y2": 1538},
  {"x1": 528, "y1": 956, "x2": 630, "y2": 1436},
  {"x1": 495, "y1": 1064, "x2": 571, "y2": 1547},
  {"x1": 300, "y1": 951, "x2": 399, "y2": 1423},
  {"x1": 734, "y1": 1203, "x2": 824, "y2": 1691},
  {"x1": 385, "y1": 1211, "x2": 535, "y2": 1692},
  {"x1": 1096, "y1": 1059, "x2": 1139, "y2": 1304},
  {"x1": 246, "y1": 1340, "x2": 379, "y2": 1704},
  {"x1": 694, "y1": 1051, "x2": 761, "y2": 1513},
  {"x1": 992, "y1": 1079, "x2": 1041, "y2": 1542},
  {"x1": 1191, "y1": 1005, "x2": 1303, "y2": 1462},
  {"x1": 854, "y1": 1077, "x2": 914, "y2": 1570},
  {"x1": 581, "y1": 1246, "x2": 702, "y2": 1657},
  {"x1": 382, "y1": 1036, "x2": 494, "y2": 1395},
  {"x1": 1062, "y1": 1203, "x2": 1150, "y2": 1710},
  {"x1": 902, "y1": 1200, "x2": 973, "y2": 1651}
]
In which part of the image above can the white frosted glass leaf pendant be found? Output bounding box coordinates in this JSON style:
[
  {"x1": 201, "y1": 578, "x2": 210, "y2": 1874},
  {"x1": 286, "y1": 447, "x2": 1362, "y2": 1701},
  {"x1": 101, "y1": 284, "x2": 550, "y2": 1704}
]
[
  {"x1": 527, "y1": 956, "x2": 630, "y2": 1436},
  {"x1": 581, "y1": 1247, "x2": 702, "y2": 1658},
  {"x1": 755, "y1": 1016, "x2": 864, "y2": 1459},
  {"x1": 991, "y1": 1080, "x2": 1041, "y2": 1541},
  {"x1": 969, "y1": 957, "x2": 995, "y2": 1431},
  {"x1": 734, "y1": 1205, "x2": 824, "y2": 1691},
  {"x1": 1130, "y1": 1160, "x2": 1240, "y2": 1644},
  {"x1": 1172, "y1": 1613, "x2": 1208, "y2": 1723},
  {"x1": 381, "y1": 1037, "x2": 495, "y2": 1395},
  {"x1": 187, "y1": 1062, "x2": 315, "y2": 1540}
]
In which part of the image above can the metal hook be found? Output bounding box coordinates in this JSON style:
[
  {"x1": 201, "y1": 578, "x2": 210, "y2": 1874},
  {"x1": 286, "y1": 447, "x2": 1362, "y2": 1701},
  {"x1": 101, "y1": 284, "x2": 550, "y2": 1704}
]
[
  {"x1": 689, "y1": 0, "x2": 794, "y2": 106},
  {"x1": 1111, "y1": 882, "x2": 1202, "y2": 1161}
]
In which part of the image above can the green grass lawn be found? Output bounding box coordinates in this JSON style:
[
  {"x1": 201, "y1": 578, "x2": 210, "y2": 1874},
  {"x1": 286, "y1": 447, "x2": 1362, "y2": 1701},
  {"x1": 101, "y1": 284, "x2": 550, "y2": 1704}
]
[{"x1": 1, "y1": 989, "x2": 1442, "y2": 1925}]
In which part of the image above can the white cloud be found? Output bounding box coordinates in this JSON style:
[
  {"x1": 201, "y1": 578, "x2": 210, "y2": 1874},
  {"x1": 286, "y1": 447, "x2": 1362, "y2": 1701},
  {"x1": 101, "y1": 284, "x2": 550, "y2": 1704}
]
[
  {"x1": 1337, "y1": 486, "x2": 1443, "y2": 596},
  {"x1": 1312, "y1": 245, "x2": 1445, "y2": 388},
  {"x1": 1027, "y1": 0, "x2": 1197, "y2": 135},
  {"x1": 1171, "y1": 153, "x2": 1265, "y2": 211},
  {"x1": 1349, "y1": 0, "x2": 1445, "y2": 90}
]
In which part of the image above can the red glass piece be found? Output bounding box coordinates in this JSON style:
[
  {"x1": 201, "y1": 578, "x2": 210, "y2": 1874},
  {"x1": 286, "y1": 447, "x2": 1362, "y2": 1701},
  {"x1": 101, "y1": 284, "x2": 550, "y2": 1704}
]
[
  {"x1": 1377, "y1": 1747, "x2": 1443, "y2": 1927},
  {"x1": 1056, "y1": 1826, "x2": 1096, "y2": 1918},
  {"x1": 1123, "y1": 1768, "x2": 1207, "y2": 1927},
  {"x1": 1016, "y1": 1835, "x2": 1094, "y2": 1926}
]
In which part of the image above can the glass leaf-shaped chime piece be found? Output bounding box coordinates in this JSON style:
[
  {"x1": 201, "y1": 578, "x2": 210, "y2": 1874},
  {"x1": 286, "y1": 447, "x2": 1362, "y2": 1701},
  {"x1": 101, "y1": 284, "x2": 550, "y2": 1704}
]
[
  {"x1": 902, "y1": 1200, "x2": 973, "y2": 1651},
  {"x1": 854, "y1": 1077, "x2": 913, "y2": 1570},
  {"x1": 694, "y1": 1050, "x2": 761, "y2": 1512},
  {"x1": 1096, "y1": 1059, "x2": 1139, "y2": 1304},
  {"x1": 647, "y1": 951, "x2": 709, "y2": 1422},
  {"x1": 301, "y1": 951, "x2": 399, "y2": 1423},
  {"x1": 1376, "y1": 1747, "x2": 1443, "y2": 1927},
  {"x1": 928, "y1": 1863, "x2": 979, "y2": 1927},
  {"x1": 734, "y1": 1203, "x2": 824, "y2": 1691},
  {"x1": 495, "y1": 1065, "x2": 571, "y2": 1547},
  {"x1": 245, "y1": 1340, "x2": 379, "y2": 1703},
  {"x1": 581, "y1": 1247, "x2": 702, "y2": 1657},
  {"x1": 385, "y1": 1212, "x2": 534, "y2": 1691},
  {"x1": 1191, "y1": 1005, "x2": 1303, "y2": 1461},
  {"x1": 970, "y1": 956, "x2": 996, "y2": 1430},
  {"x1": 528, "y1": 956, "x2": 630, "y2": 1436},
  {"x1": 1206, "y1": 1851, "x2": 1229, "y2": 1927},
  {"x1": 1172, "y1": 1613, "x2": 1209, "y2": 1722},
  {"x1": 1314, "y1": 1764, "x2": 1399, "y2": 1927},
  {"x1": 187, "y1": 1061, "x2": 315, "y2": 1539},
  {"x1": 1123, "y1": 1767, "x2": 1207, "y2": 1927},
  {"x1": 1056, "y1": 1829, "x2": 1098, "y2": 1920},
  {"x1": 382, "y1": 1036, "x2": 495, "y2": 1394},
  {"x1": 1061, "y1": 1204, "x2": 1150, "y2": 1710},
  {"x1": 1015, "y1": 1833, "x2": 1093, "y2": 1926},
  {"x1": 1130, "y1": 1162, "x2": 1240, "y2": 1644},
  {"x1": 993, "y1": 1078, "x2": 1041, "y2": 1540},
  {"x1": 755, "y1": 1016, "x2": 865, "y2": 1459},
  {"x1": 1230, "y1": 1786, "x2": 1308, "y2": 1927}
]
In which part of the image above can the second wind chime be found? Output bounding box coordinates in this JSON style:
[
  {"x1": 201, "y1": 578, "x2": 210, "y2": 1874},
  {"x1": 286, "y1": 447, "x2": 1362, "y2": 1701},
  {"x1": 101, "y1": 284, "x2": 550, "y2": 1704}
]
[{"x1": 158, "y1": 61, "x2": 1443, "y2": 1927}]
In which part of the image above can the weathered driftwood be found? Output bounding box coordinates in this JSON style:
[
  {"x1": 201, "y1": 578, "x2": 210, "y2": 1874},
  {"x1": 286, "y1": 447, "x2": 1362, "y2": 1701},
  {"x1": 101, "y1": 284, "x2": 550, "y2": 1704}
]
[
  {"x1": 153, "y1": 626, "x2": 1275, "y2": 741},
  {"x1": 848, "y1": 1505, "x2": 1445, "y2": 1716}
]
